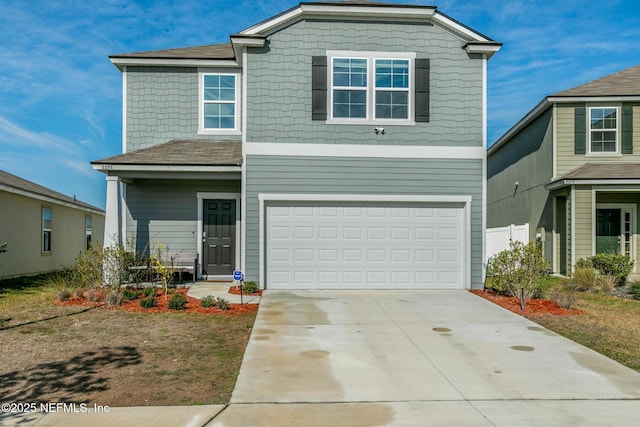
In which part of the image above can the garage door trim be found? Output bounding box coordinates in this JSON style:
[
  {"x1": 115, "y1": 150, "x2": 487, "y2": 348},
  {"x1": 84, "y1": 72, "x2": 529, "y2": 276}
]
[{"x1": 258, "y1": 194, "x2": 472, "y2": 289}]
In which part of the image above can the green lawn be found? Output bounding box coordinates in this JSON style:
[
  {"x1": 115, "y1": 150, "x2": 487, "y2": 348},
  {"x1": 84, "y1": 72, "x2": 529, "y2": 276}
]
[{"x1": 532, "y1": 293, "x2": 640, "y2": 372}]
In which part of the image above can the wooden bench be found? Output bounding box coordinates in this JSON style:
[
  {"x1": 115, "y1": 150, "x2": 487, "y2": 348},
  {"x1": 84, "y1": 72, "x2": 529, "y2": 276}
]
[{"x1": 160, "y1": 251, "x2": 198, "y2": 285}]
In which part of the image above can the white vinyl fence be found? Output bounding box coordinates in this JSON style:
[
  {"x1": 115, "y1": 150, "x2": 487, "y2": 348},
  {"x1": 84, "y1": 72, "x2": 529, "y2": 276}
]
[{"x1": 486, "y1": 223, "x2": 529, "y2": 263}]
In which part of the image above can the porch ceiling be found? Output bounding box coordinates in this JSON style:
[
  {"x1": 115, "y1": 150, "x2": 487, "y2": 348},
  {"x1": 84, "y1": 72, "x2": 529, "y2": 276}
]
[{"x1": 545, "y1": 163, "x2": 640, "y2": 190}]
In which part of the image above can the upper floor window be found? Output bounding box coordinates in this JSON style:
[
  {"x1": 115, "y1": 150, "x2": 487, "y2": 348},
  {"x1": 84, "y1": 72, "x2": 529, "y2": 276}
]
[
  {"x1": 42, "y1": 207, "x2": 52, "y2": 253},
  {"x1": 327, "y1": 51, "x2": 415, "y2": 125},
  {"x1": 589, "y1": 107, "x2": 618, "y2": 153},
  {"x1": 199, "y1": 72, "x2": 240, "y2": 134}
]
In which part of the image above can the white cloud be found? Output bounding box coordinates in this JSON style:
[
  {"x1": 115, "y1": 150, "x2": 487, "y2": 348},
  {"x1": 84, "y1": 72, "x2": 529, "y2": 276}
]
[{"x1": 0, "y1": 116, "x2": 76, "y2": 153}]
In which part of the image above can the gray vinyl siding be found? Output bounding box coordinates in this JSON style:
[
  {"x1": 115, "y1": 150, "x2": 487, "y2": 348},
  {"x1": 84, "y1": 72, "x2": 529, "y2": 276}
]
[
  {"x1": 126, "y1": 66, "x2": 241, "y2": 151},
  {"x1": 556, "y1": 104, "x2": 640, "y2": 177},
  {"x1": 245, "y1": 155, "x2": 484, "y2": 288},
  {"x1": 124, "y1": 179, "x2": 240, "y2": 256},
  {"x1": 486, "y1": 108, "x2": 554, "y2": 261},
  {"x1": 245, "y1": 20, "x2": 483, "y2": 147}
]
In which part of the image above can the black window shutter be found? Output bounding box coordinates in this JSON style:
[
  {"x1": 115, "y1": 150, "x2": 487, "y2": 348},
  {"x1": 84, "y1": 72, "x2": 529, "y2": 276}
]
[
  {"x1": 574, "y1": 106, "x2": 586, "y2": 154},
  {"x1": 415, "y1": 58, "x2": 430, "y2": 122},
  {"x1": 312, "y1": 56, "x2": 327, "y2": 120},
  {"x1": 621, "y1": 104, "x2": 633, "y2": 154}
]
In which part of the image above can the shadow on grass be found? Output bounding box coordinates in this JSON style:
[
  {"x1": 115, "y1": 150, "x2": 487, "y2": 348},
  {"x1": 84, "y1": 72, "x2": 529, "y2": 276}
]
[{"x1": 0, "y1": 346, "x2": 142, "y2": 403}]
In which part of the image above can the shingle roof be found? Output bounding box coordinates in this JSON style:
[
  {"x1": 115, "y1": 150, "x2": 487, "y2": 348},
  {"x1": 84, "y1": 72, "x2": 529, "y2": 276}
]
[
  {"x1": 0, "y1": 170, "x2": 104, "y2": 212},
  {"x1": 556, "y1": 163, "x2": 640, "y2": 180},
  {"x1": 553, "y1": 64, "x2": 640, "y2": 97},
  {"x1": 110, "y1": 43, "x2": 235, "y2": 60},
  {"x1": 545, "y1": 163, "x2": 640, "y2": 189},
  {"x1": 92, "y1": 139, "x2": 242, "y2": 166}
]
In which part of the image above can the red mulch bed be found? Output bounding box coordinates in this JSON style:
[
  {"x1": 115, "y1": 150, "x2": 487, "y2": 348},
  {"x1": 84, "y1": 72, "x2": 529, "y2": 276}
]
[
  {"x1": 228, "y1": 285, "x2": 263, "y2": 297},
  {"x1": 470, "y1": 289, "x2": 582, "y2": 316},
  {"x1": 54, "y1": 287, "x2": 258, "y2": 315}
]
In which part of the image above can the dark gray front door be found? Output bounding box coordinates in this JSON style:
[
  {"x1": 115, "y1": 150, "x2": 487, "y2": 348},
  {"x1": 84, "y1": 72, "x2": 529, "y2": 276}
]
[{"x1": 203, "y1": 200, "x2": 236, "y2": 276}]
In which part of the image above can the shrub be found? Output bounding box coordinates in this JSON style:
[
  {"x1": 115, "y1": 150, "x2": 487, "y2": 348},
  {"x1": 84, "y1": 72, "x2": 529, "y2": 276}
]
[
  {"x1": 38, "y1": 271, "x2": 77, "y2": 290},
  {"x1": 596, "y1": 274, "x2": 616, "y2": 295},
  {"x1": 242, "y1": 281, "x2": 259, "y2": 294},
  {"x1": 576, "y1": 253, "x2": 633, "y2": 285},
  {"x1": 546, "y1": 283, "x2": 579, "y2": 309},
  {"x1": 122, "y1": 289, "x2": 141, "y2": 301},
  {"x1": 571, "y1": 266, "x2": 598, "y2": 292},
  {"x1": 168, "y1": 293, "x2": 187, "y2": 310},
  {"x1": 57, "y1": 287, "x2": 73, "y2": 302},
  {"x1": 106, "y1": 289, "x2": 123, "y2": 307},
  {"x1": 140, "y1": 296, "x2": 157, "y2": 309},
  {"x1": 86, "y1": 288, "x2": 101, "y2": 302},
  {"x1": 490, "y1": 241, "x2": 549, "y2": 299},
  {"x1": 215, "y1": 297, "x2": 230, "y2": 310},
  {"x1": 629, "y1": 282, "x2": 640, "y2": 300},
  {"x1": 200, "y1": 295, "x2": 215, "y2": 308},
  {"x1": 74, "y1": 245, "x2": 104, "y2": 289},
  {"x1": 142, "y1": 287, "x2": 157, "y2": 297}
]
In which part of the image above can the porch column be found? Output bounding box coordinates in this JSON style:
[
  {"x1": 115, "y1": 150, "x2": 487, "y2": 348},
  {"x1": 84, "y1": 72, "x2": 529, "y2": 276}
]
[{"x1": 103, "y1": 175, "x2": 121, "y2": 248}]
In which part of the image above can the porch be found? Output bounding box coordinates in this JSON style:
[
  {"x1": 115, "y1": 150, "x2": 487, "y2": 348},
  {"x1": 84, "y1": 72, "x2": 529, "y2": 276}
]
[
  {"x1": 91, "y1": 139, "x2": 243, "y2": 281},
  {"x1": 546, "y1": 163, "x2": 640, "y2": 276}
]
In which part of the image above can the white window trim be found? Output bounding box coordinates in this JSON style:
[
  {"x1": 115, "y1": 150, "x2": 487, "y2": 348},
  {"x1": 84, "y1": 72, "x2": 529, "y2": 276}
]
[
  {"x1": 85, "y1": 214, "x2": 92, "y2": 250},
  {"x1": 198, "y1": 71, "x2": 241, "y2": 135},
  {"x1": 42, "y1": 206, "x2": 52, "y2": 254},
  {"x1": 326, "y1": 50, "x2": 415, "y2": 126},
  {"x1": 586, "y1": 105, "x2": 620, "y2": 156}
]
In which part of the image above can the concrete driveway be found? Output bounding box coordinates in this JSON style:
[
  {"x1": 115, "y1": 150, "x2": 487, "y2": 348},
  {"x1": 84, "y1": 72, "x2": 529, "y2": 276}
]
[{"x1": 210, "y1": 290, "x2": 640, "y2": 426}]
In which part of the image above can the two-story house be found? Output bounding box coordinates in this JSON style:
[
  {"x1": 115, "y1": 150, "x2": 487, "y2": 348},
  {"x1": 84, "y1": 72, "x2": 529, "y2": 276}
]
[
  {"x1": 92, "y1": 1, "x2": 501, "y2": 289},
  {"x1": 487, "y1": 64, "x2": 640, "y2": 276}
]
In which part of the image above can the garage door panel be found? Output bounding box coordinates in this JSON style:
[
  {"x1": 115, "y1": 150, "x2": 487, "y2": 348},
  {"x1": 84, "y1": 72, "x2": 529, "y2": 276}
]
[{"x1": 266, "y1": 203, "x2": 465, "y2": 289}]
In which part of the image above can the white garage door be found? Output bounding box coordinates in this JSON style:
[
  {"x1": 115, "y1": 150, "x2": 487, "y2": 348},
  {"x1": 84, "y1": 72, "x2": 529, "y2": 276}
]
[{"x1": 265, "y1": 202, "x2": 465, "y2": 289}]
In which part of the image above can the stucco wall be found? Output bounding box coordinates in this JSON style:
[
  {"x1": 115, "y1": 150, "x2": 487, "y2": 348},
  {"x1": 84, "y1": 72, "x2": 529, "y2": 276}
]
[{"x1": 0, "y1": 191, "x2": 105, "y2": 279}]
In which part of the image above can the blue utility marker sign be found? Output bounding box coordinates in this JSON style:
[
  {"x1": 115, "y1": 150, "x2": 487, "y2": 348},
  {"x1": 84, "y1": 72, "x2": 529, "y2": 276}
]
[{"x1": 233, "y1": 270, "x2": 243, "y2": 281}]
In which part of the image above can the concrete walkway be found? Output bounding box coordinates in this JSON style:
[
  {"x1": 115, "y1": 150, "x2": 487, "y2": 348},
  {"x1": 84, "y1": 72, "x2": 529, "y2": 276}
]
[
  {"x1": 5, "y1": 290, "x2": 640, "y2": 426},
  {"x1": 186, "y1": 283, "x2": 261, "y2": 304}
]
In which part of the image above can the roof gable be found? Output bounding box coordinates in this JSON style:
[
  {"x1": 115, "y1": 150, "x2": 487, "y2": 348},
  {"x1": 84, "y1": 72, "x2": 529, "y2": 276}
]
[
  {"x1": 110, "y1": 1, "x2": 501, "y2": 69},
  {"x1": 239, "y1": 1, "x2": 500, "y2": 56}
]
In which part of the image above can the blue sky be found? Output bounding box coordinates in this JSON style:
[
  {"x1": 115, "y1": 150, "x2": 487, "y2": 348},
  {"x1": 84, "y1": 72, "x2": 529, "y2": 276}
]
[{"x1": 1, "y1": 0, "x2": 639, "y2": 209}]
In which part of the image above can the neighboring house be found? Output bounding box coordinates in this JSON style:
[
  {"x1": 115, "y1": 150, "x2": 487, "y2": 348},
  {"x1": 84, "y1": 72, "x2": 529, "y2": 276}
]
[
  {"x1": 0, "y1": 170, "x2": 105, "y2": 279},
  {"x1": 92, "y1": 1, "x2": 501, "y2": 290},
  {"x1": 487, "y1": 64, "x2": 640, "y2": 275}
]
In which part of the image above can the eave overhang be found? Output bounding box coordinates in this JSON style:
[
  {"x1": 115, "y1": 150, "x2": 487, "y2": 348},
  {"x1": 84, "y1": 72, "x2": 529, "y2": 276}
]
[
  {"x1": 545, "y1": 179, "x2": 640, "y2": 191},
  {"x1": 463, "y1": 41, "x2": 502, "y2": 59},
  {"x1": 229, "y1": 35, "x2": 267, "y2": 64},
  {"x1": 91, "y1": 164, "x2": 242, "y2": 173},
  {"x1": 109, "y1": 57, "x2": 239, "y2": 70}
]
